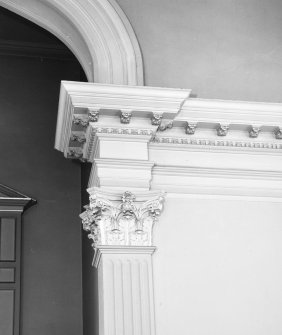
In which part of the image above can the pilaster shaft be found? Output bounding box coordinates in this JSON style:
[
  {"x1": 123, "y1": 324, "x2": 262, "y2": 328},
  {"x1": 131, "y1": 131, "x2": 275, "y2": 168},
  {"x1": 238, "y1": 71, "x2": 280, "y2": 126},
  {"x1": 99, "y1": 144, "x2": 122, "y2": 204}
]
[
  {"x1": 95, "y1": 247, "x2": 156, "y2": 335},
  {"x1": 80, "y1": 189, "x2": 165, "y2": 335}
]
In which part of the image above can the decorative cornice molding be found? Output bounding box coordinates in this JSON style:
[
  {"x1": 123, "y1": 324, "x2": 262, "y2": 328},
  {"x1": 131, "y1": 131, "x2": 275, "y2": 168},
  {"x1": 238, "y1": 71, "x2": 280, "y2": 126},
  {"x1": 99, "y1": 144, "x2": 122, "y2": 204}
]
[
  {"x1": 0, "y1": 184, "x2": 36, "y2": 210},
  {"x1": 55, "y1": 82, "x2": 190, "y2": 159},
  {"x1": 56, "y1": 82, "x2": 282, "y2": 178},
  {"x1": 120, "y1": 110, "x2": 132, "y2": 124},
  {"x1": 179, "y1": 98, "x2": 282, "y2": 126},
  {"x1": 0, "y1": 0, "x2": 143, "y2": 84},
  {"x1": 152, "y1": 136, "x2": 282, "y2": 150},
  {"x1": 88, "y1": 110, "x2": 99, "y2": 122},
  {"x1": 275, "y1": 127, "x2": 282, "y2": 139},
  {"x1": 249, "y1": 126, "x2": 261, "y2": 138},
  {"x1": 217, "y1": 124, "x2": 229, "y2": 136},
  {"x1": 158, "y1": 120, "x2": 174, "y2": 131},
  {"x1": 80, "y1": 190, "x2": 165, "y2": 251},
  {"x1": 185, "y1": 122, "x2": 197, "y2": 135},
  {"x1": 151, "y1": 112, "x2": 163, "y2": 126}
]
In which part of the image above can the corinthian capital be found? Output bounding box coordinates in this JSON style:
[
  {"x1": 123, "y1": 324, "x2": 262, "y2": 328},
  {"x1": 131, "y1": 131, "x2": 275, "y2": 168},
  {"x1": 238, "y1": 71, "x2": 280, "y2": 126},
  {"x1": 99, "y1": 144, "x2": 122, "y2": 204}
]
[{"x1": 80, "y1": 190, "x2": 165, "y2": 250}]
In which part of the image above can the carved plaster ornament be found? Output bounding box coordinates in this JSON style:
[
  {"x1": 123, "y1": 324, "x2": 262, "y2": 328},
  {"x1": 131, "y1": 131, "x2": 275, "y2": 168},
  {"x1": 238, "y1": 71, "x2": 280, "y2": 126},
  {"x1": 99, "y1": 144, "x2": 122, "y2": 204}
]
[
  {"x1": 120, "y1": 110, "x2": 132, "y2": 124},
  {"x1": 80, "y1": 191, "x2": 165, "y2": 250},
  {"x1": 68, "y1": 148, "x2": 83, "y2": 159},
  {"x1": 158, "y1": 121, "x2": 173, "y2": 131},
  {"x1": 70, "y1": 133, "x2": 86, "y2": 143},
  {"x1": 185, "y1": 122, "x2": 197, "y2": 135},
  {"x1": 249, "y1": 126, "x2": 260, "y2": 138},
  {"x1": 151, "y1": 112, "x2": 163, "y2": 126},
  {"x1": 152, "y1": 136, "x2": 282, "y2": 149},
  {"x1": 73, "y1": 116, "x2": 89, "y2": 127},
  {"x1": 88, "y1": 110, "x2": 99, "y2": 122},
  {"x1": 275, "y1": 127, "x2": 282, "y2": 139},
  {"x1": 217, "y1": 124, "x2": 229, "y2": 136}
]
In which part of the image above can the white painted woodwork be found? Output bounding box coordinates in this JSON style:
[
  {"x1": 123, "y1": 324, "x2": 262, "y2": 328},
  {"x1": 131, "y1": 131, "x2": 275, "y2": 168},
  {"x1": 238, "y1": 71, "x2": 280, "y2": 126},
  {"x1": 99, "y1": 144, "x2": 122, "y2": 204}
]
[
  {"x1": 94, "y1": 247, "x2": 156, "y2": 335},
  {"x1": 56, "y1": 82, "x2": 282, "y2": 335}
]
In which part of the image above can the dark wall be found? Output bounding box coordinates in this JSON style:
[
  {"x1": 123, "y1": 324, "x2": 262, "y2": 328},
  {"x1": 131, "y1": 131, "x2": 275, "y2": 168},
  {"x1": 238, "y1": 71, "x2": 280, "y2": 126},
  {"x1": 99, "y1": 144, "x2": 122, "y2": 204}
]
[{"x1": 0, "y1": 8, "x2": 84, "y2": 335}]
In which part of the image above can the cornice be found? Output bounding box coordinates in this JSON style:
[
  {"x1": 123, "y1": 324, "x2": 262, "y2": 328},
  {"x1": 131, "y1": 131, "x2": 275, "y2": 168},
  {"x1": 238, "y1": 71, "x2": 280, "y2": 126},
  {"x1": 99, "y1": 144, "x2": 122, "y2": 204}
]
[
  {"x1": 55, "y1": 82, "x2": 282, "y2": 162},
  {"x1": 54, "y1": 83, "x2": 282, "y2": 198},
  {"x1": 0, "y1": 184, "x2": 36, "y2": 210},
  {"x1": 55, "y1": 82, "x2": 191, "y2": 159},
  {"x1": 179, "y1": 98, "x2": 282, "y2": 125},
  {"x1": 57, "y1": 81, "x2": 190, "y2": 114}
]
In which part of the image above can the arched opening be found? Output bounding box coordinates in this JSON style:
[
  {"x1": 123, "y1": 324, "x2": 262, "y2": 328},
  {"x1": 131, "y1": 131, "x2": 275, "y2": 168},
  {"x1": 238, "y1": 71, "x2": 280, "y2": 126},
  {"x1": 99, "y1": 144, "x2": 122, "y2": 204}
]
[
  {"x1": 0, "y1": 7, "x2": 88, "y2": 335},
  {"x1": 0, "y1": 0, "x2": 144, "y2": 85}
]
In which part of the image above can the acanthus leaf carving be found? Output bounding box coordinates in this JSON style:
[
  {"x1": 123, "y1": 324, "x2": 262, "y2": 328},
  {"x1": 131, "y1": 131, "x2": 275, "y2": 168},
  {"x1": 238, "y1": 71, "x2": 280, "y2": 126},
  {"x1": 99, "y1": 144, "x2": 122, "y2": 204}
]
[
  {"x1": 80, "y1": 191, "x2": 165, "y2": 250},
  {"x1": 185, "y1": 122, "x2": 197, "y2": 135},
  {"x1": 70, "y1": 133, "x2": 86, "y2": 143},
  {"x1": 249, "y1": 126, "x2": 260, "y2": 138},
  {"x1": 217, "y1": 124, "x2": 229, "y2": 136},
  {"x1": 151, "y1": 112, "x2": 163, "y2": 126},
  {"x1": 158, "y1": 120, "x2": 173, "y2": 131},
  {"x1": 275, "y1": 127, "x2": 282, "y2": 139},
  {"x1": 120, "y1": 110, "x2": 132, "y2": 124},
  {"x1": 73, "y1": 116, "x2": 89, "y2": 127},
  {"x1": 88, "y1": 110, "x2": 99, "y2": 122}
]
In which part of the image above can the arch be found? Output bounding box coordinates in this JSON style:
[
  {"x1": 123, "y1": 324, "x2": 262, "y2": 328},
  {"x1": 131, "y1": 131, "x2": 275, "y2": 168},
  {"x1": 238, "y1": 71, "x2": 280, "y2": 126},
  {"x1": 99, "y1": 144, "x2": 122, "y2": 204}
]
[{"x1": 0, "y1": 0, "x2": 143, "y2": 85}]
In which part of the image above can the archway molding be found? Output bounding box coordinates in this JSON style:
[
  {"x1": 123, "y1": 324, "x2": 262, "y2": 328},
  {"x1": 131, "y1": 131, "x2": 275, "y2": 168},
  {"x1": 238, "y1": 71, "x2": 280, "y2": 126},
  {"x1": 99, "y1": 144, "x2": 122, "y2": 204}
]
[{"x1": 0, "y1": 0, "x2": 144, "y2": 85}]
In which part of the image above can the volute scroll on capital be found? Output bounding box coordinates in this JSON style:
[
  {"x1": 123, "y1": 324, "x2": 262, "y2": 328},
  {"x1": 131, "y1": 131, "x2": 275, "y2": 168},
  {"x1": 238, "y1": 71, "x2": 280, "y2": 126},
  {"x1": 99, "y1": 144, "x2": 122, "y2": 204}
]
[{"x1": 80, "y1": 190, "x2": 165, "y2": 255}]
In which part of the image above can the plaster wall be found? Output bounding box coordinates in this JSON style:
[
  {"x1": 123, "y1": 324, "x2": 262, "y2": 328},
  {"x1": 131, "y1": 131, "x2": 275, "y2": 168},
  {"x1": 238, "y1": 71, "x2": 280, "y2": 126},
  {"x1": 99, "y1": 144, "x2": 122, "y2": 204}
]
[
  {"x1": 153, "y1": 195, "x2": 282, "y2": 335},
  {"x1": 117, "y1": 0, "x2": 282, "y2": 102}
]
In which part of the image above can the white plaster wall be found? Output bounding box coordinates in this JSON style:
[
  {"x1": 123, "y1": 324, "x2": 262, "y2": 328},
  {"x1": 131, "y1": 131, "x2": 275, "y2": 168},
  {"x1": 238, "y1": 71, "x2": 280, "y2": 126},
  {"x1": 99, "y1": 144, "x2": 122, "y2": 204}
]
[
  {"x1": 117, "y1": 0, "x2": 282, "y2": 103},
  {"x1": 153, "y1": 195, "x2": 282, "y2": 335}
]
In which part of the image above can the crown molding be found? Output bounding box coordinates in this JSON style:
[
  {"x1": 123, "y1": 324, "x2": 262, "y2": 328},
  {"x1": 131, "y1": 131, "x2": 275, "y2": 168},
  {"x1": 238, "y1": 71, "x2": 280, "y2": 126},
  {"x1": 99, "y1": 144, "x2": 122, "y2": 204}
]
[
  {"x1": 0, "y1": 184, "x2": 36, "y2": 210},
  {"x1": 55, "y1": 82, "x2": 282, "y2": 162},
  {"x1": 0, "y1": 0, "x2": 143, "y2": 84},
  {"x1": 179, "y1": 98, "x2": 282, "y2": 125},
  {"x1": 55, "y1": 81, "x2": 191, "y2": 158}
]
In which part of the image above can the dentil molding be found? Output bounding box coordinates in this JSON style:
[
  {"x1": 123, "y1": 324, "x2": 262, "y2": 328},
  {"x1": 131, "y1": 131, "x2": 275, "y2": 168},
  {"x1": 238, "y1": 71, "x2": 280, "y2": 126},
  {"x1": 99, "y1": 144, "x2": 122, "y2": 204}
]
[{"x1": 0, "y1": 0, "x2": 143, "y2": 84}]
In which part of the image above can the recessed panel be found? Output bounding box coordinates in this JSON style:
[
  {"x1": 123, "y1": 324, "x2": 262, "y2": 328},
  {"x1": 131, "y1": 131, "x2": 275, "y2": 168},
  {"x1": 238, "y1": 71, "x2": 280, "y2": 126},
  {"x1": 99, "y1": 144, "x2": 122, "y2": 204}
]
[
  {"x1": 0, "y1": 218, "x2": 16, "y2": 261},
  {"x1": 0, "y1": 269, "x2": 15, "y2": 283},
  {"x1": 0, "y1": 290, "x2": 14, "y2": 335}
]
